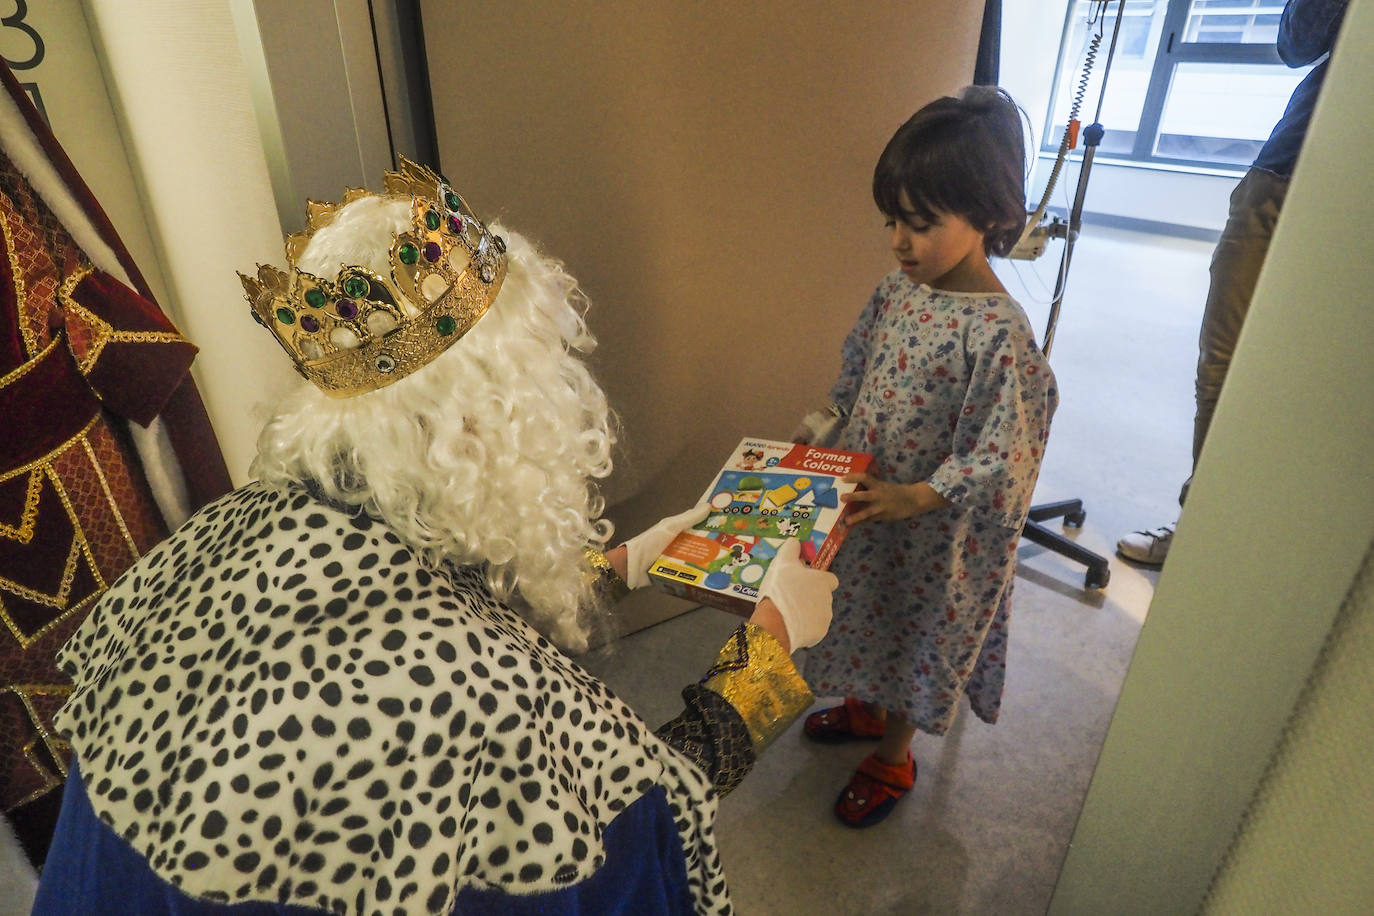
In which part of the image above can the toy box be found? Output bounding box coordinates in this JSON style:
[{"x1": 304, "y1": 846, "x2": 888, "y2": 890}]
[{"x1": 648, "y1": 437, "x2": 874, "y2": 617}]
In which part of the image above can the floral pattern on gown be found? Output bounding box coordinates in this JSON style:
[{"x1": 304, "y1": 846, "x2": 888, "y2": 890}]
[{"x1": 803, "y1": 273, "x2": 1057, "y2": 734}]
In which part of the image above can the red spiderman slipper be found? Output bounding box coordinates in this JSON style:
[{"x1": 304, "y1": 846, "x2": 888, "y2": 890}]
[
  {"x1": 803, "y1": 696, "x2": 886, "y2": 743},
  {"x1": 834, "y1": 750, "x2": 916, "y2": 828}
]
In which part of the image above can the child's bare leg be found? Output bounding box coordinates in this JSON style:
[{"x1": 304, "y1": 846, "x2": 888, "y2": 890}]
[
  {"x1": 875, "y1": 708, "x2": 916, "y2": 766},
  {"x1": 853, "y1": 701, "x2": 916, "y2": 762}
]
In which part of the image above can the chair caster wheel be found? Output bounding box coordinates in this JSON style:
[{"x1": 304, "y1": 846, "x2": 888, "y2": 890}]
[
  {"x1": 1085, "y1": 566, "x2": 1110, "y2": 589},
  {"x1": 1065, "y1": 510, "x2": 1086, "y2": 528}
]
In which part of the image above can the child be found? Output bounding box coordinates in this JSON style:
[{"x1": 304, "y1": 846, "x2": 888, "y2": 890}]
[{"x1": 793, "y1": 85, "x2": 1058, "y2": 827}]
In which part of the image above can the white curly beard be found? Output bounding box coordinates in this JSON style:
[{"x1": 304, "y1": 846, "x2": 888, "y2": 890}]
[{"x1": 251, "y1": 197, "x2": 615, "y2": 652}]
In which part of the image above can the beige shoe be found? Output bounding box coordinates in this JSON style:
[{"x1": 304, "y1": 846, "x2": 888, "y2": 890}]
[{"x1": 1116, "y1": 524, "x2": 1174, "y2": 566}]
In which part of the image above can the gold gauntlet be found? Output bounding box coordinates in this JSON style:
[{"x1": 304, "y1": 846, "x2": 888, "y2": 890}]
[
  {"x1": 583, "y1": 547, "x2": 631, "y2": 606},
  {"x1": 701, "y1": 623, "x2": 814, "y2": 754}
]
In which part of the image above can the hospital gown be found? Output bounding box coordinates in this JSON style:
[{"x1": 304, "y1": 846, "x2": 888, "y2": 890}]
[{"x1": 804, "y1": 273, "x2": 1058, "y2": 734}]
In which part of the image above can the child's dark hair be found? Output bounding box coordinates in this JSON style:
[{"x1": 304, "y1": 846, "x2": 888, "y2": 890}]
[{"x1": 873, "y1": 85, "x2": 1028, "y2": 257}]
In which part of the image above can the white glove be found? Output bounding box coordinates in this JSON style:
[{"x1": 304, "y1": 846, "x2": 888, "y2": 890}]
[
  {"x1": 622, "y1": 505, "x2": 711, "y2": 589},
  {"x1": 756, "y1": 539, "x2": 837, "y2": 650}
]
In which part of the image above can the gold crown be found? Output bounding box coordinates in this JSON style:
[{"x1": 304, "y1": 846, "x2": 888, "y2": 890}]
[{"x1": 241, "y1": 157, "x2": 507, "y2": 398}]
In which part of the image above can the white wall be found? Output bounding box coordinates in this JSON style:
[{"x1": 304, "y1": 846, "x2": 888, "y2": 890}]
[
  {"x1": 1050, "y1": 0, "x2": 1374, "y2": 910},
  {"x1": 83, "y1": 0, "x2": 297, "y2": 485},
  {"x1": 1001, "y1": 0, "x2": 1071, "y2": 157}
]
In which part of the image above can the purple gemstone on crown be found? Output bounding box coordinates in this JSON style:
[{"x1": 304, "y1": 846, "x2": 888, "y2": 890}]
[
  {"x1": 447, "y1": 215, "x2": 463, "y2": 234},
  {"x1": 336, "y1": 300, "x2": 359, "y2": 319},
  {"x1": 300, "y1": 315, "x2": 320, "y2": 333},
  {"x1": 423, "y1": 241, "x2": 442, "y2": 263}
]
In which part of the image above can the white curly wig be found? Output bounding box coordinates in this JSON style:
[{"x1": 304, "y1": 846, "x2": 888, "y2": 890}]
[{"x1": 251, "y1": 195, "x2": 615, "y2": 652}]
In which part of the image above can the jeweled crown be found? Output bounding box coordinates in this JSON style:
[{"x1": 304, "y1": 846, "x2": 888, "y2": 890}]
[{"x1": 241, "y1": 157, "x2": 507, "y2": 398}]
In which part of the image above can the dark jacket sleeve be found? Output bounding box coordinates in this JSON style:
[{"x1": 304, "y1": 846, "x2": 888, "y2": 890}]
[
  {"x1": 582, "y1": 554, "x2": 814, "y2": 796},
  {"x1": 656, "y1": 685, "x2": 756, "y2": 795},
  {"x1": 653, "y1": 623, "x2": 814, "y2": 796},
  {"x1": 62, "y1": 267, "x2": 198, "y2": 426},
  {"x1": 1278, "y1": 0, "x2": 1348, "y2": 66}
]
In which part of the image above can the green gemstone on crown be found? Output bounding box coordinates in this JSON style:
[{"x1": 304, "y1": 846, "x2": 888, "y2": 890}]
[
  {"x1": 276, "y1": 307, "x2": 295, "y2": 324},
  {"x1": 304, "y1": 288, "x2": 326, "y2": 308},
  {"x1": 436, "y1": 315, "x2": 457, "y2": 336},
  {"x1": 398, "y1": 243, "x2": 419, "y2": 265},
  {"x1": 444, "y1": 191, "x2": 461, "y2": 211},
  {"x1": 344, "y1": 276, "x2": 369, "y2": 298},
  {"x1": 425, "y1": 210, "x2": 441, "y2": 231}
]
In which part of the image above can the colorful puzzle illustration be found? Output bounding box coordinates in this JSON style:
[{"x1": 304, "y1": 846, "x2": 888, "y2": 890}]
[{"x1": 649, "y1": 438, "x2": 874, "y2": 617}]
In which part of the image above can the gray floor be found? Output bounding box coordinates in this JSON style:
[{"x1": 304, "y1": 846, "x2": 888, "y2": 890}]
[{"x1": 579, "y1": 226, "x2": 1214, "y2": 915}]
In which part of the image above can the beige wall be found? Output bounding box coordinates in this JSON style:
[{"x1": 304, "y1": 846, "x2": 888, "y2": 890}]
[
  {"x1": 1050, "y1": 1, "x2": 1374, "y2": 910},
  {"x1": 1203, "y1": 538, "x2": 1374, "y2": 913},
  {"x1": 425, "y1": 1, "x2": 982, "y2": 629}
]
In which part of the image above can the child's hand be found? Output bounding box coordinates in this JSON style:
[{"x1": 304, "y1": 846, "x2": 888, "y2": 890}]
[
  {"x1": 840, "y1": 472, "x2": 951, "y2": 525},
  {"x1": 791, "y1": 406, "x2": 844, "y2": 446},
  {"x1": 789, "y1": 414, "x2": 820, "y2": 444}
]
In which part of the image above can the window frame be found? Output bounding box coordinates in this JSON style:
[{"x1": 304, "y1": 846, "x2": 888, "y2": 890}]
[{"x1": 1043, "y1": 0, "x2": 1287, "y2": 172}]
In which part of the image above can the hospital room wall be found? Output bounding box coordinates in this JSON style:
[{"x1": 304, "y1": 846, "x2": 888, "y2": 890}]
[{"x1": 423, "y1": 2, "x2": 983, "y2": 631}]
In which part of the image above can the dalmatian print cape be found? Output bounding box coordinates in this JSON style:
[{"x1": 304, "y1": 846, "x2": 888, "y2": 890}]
[{"x1": 55, "y1": 482, "x2": 730, "y2": 914}]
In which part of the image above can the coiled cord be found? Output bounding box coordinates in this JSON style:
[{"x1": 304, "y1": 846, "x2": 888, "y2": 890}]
[{"x1": 1018, "y1": 1, "x2": 1111, "y2": 246}]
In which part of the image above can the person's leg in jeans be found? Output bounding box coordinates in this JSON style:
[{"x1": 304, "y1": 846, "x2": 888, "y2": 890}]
[{"x1": 1118, "y1": 168, "x2": 1289, "y2": 565}]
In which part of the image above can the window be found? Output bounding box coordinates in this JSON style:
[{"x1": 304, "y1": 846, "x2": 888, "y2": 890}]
[{"x1": 1045, "y1": 0, "x2": 1315, "y2": 169}]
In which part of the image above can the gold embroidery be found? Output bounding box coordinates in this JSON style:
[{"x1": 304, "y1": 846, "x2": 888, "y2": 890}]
[
  {"x1": 0, "y1": 578, "x2": 102, "y2": 653},
  {"x1": 0, "y1": 521, "x2": 82, "y2": 609},
  {"x1": 1, "y1": 684, "x2": 73, "y2": 808},
  {"x1": 0, "y1": 336, "x2": 59, "y2": 390},
  {"x1": 0, "y1": 206, "x2": 36, "y2": 357},
  {"x1": 45, "y1": 465, "x2": 106, "y2": 594},
  {"x1": 0, "y1": 464, "x2": 106, "y2": 649},
  {"x1": 55, "y1": 262, "x2": 92, "y2": 304},
  {"x1": 0, "y1": 470, "x2": 43, "y2": 544},
  {"x1": 81, "y1": 434, "x2": 140, "y2": 561},
  {"x1": 700, "y1": 623, "x2": 814, "y2": 755},
  {"x1": 58, "y1": 296, "x2": 189, "y2": 376},
  {"x1": 0, "y1": 414, "x2": 98, "y2": 484},
  {"x1": 0, "y1": 185, "x2": 127, "y2": 650},
  {"x1": 583, "y1": 547, "x2": 630, "y2": 605}
]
